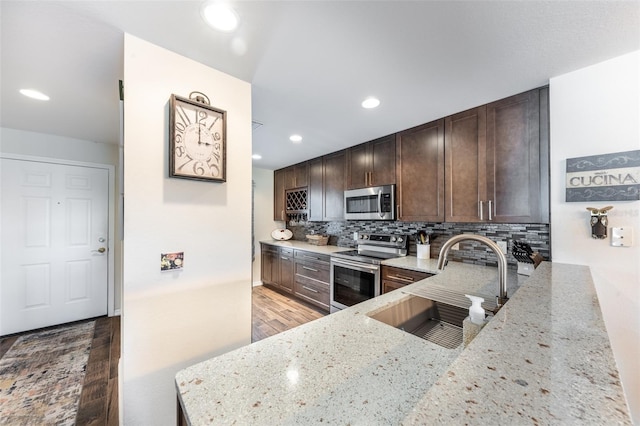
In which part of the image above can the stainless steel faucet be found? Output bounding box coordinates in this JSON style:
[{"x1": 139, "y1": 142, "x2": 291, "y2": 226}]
[{"x1": 436, "y1": 234, "x2": 509, "y2": 308}]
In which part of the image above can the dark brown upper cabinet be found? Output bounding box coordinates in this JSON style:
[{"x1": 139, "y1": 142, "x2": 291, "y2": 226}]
[
  {"x1": 444, "y1": 106, "x2": 487, "y2": 223},
  {"x1": 346, "y1": 135, "x2": 396, "y2": 189},
  {"x1": 273, "y1": 168, "x2": 286, "y2": 221},
  {"x1": 307, "y1": 151, "x2": 347, "y2": 222},
  {"x1": 323, "y1": 151, "x2": 347, "y2": 221},
  {"x1": 307, "y1": 157, "x2": 324, "y2": 222},
  {"x1": 284, "y1": 162, "x2": 309, "y2": 190},
  {"x1": 396, "y1": 119, "x2": 445, "y2": 222},
  {"x1": 445, "y1": 88, "x2": 549, "y2": 224}
]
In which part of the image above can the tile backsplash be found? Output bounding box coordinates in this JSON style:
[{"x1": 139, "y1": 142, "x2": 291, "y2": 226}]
[{"x1": 289, "y1": 220, "x2": 550, "y2": 270}]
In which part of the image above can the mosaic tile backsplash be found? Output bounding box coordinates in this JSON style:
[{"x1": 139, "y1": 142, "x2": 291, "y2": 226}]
[{"x1": 289, "y1": 220, "x2": 550, "y2": 270}]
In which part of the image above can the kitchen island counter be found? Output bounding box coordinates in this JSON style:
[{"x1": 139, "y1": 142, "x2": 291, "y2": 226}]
[{"x1": 176, "y1": 262, "x2": 630, "y2": 424}]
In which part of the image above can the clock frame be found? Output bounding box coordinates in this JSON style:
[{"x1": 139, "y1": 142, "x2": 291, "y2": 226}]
[{"x1": 169, "y1": 93, "x2": 226, "y2": 182}]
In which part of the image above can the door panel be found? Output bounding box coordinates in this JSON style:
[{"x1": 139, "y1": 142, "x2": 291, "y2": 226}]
[
  {"x1": 445, "y1": 107, "x2": 487, "y2": 222},
  {"x1": 1, "y1": 158, "x2": 109, "y2": 335},
  {"x1": 396, "y1": 120, "x2": 444, "y2": 222}
]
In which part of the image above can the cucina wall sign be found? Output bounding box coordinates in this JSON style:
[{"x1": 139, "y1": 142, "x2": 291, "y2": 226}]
[{"x1": 566, "y1": 149, "x2": 640, "y2": 202}]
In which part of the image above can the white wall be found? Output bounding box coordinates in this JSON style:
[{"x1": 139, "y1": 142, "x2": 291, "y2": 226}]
[
  {"x1": 550, "y1": 50, "x2": 640, "y2": 423},
  {"x1": 122, "y1": 34, "x2": 252, "y2": 425},
  {"x1": 252, "y1": 167, "x2": 283, "y2": 284},
  {"x1": 0, "y1": 127, "x2": 122, "y2": 312}
]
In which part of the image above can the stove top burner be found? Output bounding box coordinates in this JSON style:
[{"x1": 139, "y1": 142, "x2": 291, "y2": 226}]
[{"x1": 331, "y1": 232, "x2": 409, "y2": 265}]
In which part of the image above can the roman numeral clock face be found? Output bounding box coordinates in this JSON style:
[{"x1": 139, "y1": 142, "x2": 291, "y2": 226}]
[{"x1": 170, "y1": 94, "x2": 226, "y2": 182}]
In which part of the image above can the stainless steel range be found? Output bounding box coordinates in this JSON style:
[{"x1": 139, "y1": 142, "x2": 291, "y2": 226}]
[{"x1": 330, "y1": 233, "x2": 408, "y2": 313}]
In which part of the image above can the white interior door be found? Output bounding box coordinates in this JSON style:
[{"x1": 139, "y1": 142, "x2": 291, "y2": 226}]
[{"x1": 1, "y1": 158, "x2": 109, "y2": 335}]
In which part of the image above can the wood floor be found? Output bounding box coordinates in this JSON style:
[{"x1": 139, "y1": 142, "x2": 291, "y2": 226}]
[
  {"x1": 0, "y1": 285, "x2": 324, "y2": 425},
  {"x1": 252, "y1": 284, "x2": 327, "y2": 342}
]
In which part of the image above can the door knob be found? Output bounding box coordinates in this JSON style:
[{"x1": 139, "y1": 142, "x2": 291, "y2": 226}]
[{"x1": 93, "y1": 247, "x2": 106, "y2": 253}]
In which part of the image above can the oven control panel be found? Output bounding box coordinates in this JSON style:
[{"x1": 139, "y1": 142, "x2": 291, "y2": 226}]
[{"x1": 358, "y1": 233, "x2": 407, "y2": 248}]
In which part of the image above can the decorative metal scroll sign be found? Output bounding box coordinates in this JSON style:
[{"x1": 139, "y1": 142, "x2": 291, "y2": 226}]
[{"x1": 566, "y1": 150, "x2": 640, "y2": 202}]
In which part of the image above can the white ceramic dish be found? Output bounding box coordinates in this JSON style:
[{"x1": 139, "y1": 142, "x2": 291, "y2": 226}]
[{"x1": 271, "y1": 229, "x2": 293, "y2": 241}]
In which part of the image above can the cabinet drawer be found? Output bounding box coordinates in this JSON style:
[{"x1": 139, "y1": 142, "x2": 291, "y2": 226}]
[
  {"x1": 381, "y1": 266, "x2": 432, "y2": 284},
  {"x1": 295, "y1": 260, "x2": 329, "y2": 283},
  {"x1": 261, "y1": 243, "x2": 279, "y2": 254},
  {"x1": 294, "y1": 250, "x2": 330, "y2": 264},
  {"x1": 280, "y1": 247, "x2": 294, "y2": 258},
  {"x1": 382, "y1": 279, "x2": 406, "y2": 294},
  {"x1": 294, "y1": 275, "x2": 330, "y2": 309}
]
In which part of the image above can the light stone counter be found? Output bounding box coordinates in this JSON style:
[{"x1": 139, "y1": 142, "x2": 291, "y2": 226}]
[
  {"x1": 176, "y1": 261, "x2": 631, "y2": 425},
  {"x1": 260, "y1": 239, "x2": 351, "y2": 256}
]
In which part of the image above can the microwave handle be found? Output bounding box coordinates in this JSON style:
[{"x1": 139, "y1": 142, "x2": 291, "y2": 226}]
[{"x1": 377, "y1": 189, "x2": 384, "y2": 218}]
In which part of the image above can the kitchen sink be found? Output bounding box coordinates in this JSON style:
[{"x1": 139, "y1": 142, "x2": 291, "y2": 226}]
[{"x1": 368, "y1": 295, "x2": 468, "y2": 349}]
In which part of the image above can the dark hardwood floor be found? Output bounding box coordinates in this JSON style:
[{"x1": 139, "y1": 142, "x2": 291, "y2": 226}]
[
  {"x1": 0, "y1": 285, "x2": 323, "y2": 425},
  {"x1": 75, "y1": 315, "x2": 121, "y2": 426}
]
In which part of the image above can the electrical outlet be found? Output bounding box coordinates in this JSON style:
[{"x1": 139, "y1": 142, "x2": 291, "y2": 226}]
[
  {"x1": 497, "y1": 241, "x2": 507, "y2": 254},
  {"x1": 451, "y1": 243, "x2": 460, "y2": 250}
]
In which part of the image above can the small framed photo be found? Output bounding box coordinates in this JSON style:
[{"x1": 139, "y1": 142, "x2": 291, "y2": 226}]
[{"x1": 161, "y1": 252, "x2": 184, "y2": 271}]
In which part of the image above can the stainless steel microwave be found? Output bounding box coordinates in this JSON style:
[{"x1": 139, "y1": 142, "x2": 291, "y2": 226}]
[{"x1": 344, "y1": 184, "x2": 396, "y2": 220}]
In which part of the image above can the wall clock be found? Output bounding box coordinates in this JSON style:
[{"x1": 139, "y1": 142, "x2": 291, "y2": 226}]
[{"x1": 169, "y1": 92, "x2": 226, "y2": 182}]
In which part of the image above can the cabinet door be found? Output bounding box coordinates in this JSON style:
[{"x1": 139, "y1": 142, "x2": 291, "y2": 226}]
[
  {"x1": 396, "y1": 120, "x2": 445, "y2": 222},
  {"x1": 307, "y1": 158, "x2": 324, "y2": 221},
  {"x1": 445, "y1": 106, "x2": 487, "y2": 222},
  {"x1": 486, "y1": 89, "x2": 545, "y2": 223},
  {"x1": 273, "y1": 169, "x2": 286, "y2": 221},
  {"x1": 261, "y1": 245, "x2": 279, "y2": 285},
  {"x1": 346, "y1": 143, "x2": 369, "y2": 189},
  {"x1": 370, "y1": 135, "x2": 396, "y2": 187},
  {"x1": 323, "y1": 151, "x2": 346, "y2": 221},
  {"x1": 279, "y1": 248, "x2": 294, "y2": 293},
  {"x1": 285, "y1": 162, "x2": 309, "y2": 189}
]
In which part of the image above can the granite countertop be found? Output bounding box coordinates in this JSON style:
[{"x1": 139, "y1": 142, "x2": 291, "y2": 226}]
[
  {"x1": 176, "y1": 258, "x2": 631, "y2": 424},
  {"x1": 260, "y1": 239, "x2": 351, "y2": 256}
]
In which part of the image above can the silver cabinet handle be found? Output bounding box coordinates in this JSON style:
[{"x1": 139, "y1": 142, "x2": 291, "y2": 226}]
[
  {"x1": 488, "y1": 200, "x2": 493, "y2": 221},
  {"x1": 389, "y1": 274, "x2": 414, "y2": 283},
  {"x1": 479, "y1": 201, "x2": 484, "y2": 221},
  {"x1": 302, "y1": 266, "x2": 318, "y2": 272},
  {"x1": 302, "y1": 285, "x2": 319, "y2": 293}
]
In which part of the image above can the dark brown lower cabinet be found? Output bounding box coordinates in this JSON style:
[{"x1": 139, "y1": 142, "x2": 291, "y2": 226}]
[
  {"x1": 260, "y1": 243, "x2": 279, "y2": 286},
  {"x1": 279, "y1": 248, "x2": 294, "y2": 293},
  {"x1": 260, "y1": 245, "x2": 330, "y2": 311},
  {"x1": 293, "y1": 250, "x2": 330, "y2": 310},
  {"x1": 381, "y1": 265, "x2": 432, "y2": 294}
]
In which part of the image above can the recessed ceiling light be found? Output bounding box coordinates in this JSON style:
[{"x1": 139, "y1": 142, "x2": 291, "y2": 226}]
[
  {"x1": 361, "y1": 97, "x2": 380, "y2": 109},
  {"x1": 20, "y1": 89, "x2": 50, "y2": 101},
  {"x1": 289, "y1": 134, "x2": 302, "y2": 143},
  {"x1": 252, "y1": 154, "x2": 262, "y2": 160},
  {"x1": 201, "y1": 2, "x2": 239, "y2": 32}
]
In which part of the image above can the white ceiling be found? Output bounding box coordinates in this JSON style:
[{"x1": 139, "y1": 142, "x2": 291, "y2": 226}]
[{"x1": 1, "y1": 1, "x2": 639, "y2": 170}]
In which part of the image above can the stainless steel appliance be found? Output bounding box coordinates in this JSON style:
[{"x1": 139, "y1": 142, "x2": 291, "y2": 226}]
[
  {"x1": 343, "y1": 184, "x2": 396, "y2": 220},
  {"x1": 330, "y1": 232, "x2": 408, "y2": 313}
]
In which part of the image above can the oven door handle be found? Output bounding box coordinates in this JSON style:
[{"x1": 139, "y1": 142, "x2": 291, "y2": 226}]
[{"x1": 332, "y1": 258, "x2": 379, "y2": 272}]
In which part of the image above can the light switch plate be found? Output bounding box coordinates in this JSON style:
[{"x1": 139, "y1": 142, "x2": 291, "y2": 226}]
[{"x1": 611, "y1": 227, "x2": 633, "y2": 247}]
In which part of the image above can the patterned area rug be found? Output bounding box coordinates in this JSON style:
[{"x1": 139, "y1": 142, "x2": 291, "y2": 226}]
[{"x1": 0, "y1": 320, "x2": 95, "y2": 425}]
